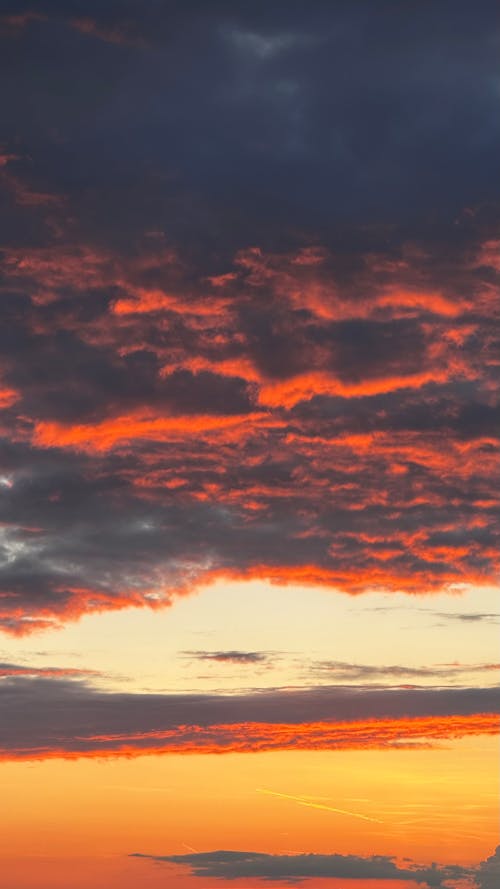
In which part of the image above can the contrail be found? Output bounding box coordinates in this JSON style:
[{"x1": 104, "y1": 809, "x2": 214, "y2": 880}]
[{"x1": 256, "y1": 788, "x2": 383, "y2": 824}]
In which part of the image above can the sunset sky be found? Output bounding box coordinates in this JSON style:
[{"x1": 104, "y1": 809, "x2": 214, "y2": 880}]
[{"x1": 0, "y1": 2, "x2": 499, "y2": 888}]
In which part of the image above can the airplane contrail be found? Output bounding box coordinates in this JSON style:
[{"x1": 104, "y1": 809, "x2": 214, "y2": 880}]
[{"x1": 256, "y1": 788, "x2": 383, "y2": 824}]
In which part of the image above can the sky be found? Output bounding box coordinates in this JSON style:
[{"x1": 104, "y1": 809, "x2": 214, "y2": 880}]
[{"x1": 0, "y1": 1, "x2": 499, "y2": 888}]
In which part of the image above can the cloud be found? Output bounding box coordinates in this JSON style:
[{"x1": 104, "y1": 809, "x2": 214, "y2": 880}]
[
  {"x1": 0, "y1": 673, "x2": 497, "y2": 760},
  {"x1": 309, "y1": 660, "x2": 500, "y2": 683},
  {"x1": 184, "y1": 650, "x2": 270, "y2": 665},
  {"x1": 130, "y1": 848, "x2": 468, "y2": 886},
  {"x1": 2, "y1": 0, "x2": 499, "y2": 244},
  {"x1": 435, "y1": 613, "x2": 500, "y2": 624},
  {"x1": 363, "y1": 607, "x2": 500, "y2": 625},
  {"x1": 476, "y1": 847, "x2": 500, "y2": 889},
  {"x1": 0, "y1": 661, "x2": 96, "y2": 678},
  {"x1": 0, "y1": 229, "x2": 497, "y2": 633},
  {"x1": 0, "y1": 1, "x2": 498, "y2": 631}
]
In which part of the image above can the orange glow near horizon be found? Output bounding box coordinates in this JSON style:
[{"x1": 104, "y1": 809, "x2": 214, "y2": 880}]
[{"x1": 0, "y1": 736, "x2": 497, "y2": 887}]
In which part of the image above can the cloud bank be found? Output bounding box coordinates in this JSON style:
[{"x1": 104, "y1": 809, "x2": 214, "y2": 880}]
[
  {"x1": 0, "y1": 673, "x2": 497, "y2": 760},
  {"x1": 130, "y1": 848, "x2": 471, "y2": 886}
]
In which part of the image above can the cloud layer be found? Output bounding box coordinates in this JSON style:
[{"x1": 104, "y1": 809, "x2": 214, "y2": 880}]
[
  {"x1": 0, "y1": 1, "x2": 498, "y2": 631},
  {"x1": 0, "y1": 673, "x2": 497, "y2": 760}
]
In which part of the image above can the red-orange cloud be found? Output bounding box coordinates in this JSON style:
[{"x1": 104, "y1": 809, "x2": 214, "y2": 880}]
[
  {"x1": 0, "y1": 714, "x2": 497, "y2": 762},
  {"x1": 0, "y1": 232, "x2": 498, "y2": 629}
]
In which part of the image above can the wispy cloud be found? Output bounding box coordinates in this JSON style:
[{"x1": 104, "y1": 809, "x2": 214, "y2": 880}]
[
  {"x1": 308, "y1": 659, "x2": 500, "y2": 683},
  {"x1": 183, "y1": 650, "x2": 271, "y2": 665},
  {"x1": 364, "y1": 606, "x2": 500, "y2": 625}
]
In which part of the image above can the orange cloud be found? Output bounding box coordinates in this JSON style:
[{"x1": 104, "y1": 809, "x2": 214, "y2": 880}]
[
  {"x1": 1, "y1": 714, "x2": 496, "y2": 762},
  {"x1": 0, "y1": 234, "x2": 498, "y2": 626},
  {"x1": 0, "y1": 386, "x2": 19, "y2": 408},
  {"x1": 257, "y1": 369, "x2": 457, "y2": 408},
  {"x1": 32, "y1": 412, "x2": 274, "y2": 453}
]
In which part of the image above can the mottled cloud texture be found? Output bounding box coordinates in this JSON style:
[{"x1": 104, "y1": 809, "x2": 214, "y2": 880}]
[
  {"x1": 0, "y1": 0, "x2": 499, "y2": 632},
  {"x1": 0, "y1": 673, "x2": 498, "y2": 759}
]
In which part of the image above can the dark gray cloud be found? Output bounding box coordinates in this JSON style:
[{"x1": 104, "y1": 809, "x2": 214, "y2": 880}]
[
  {"x1": 184, "y1": 650, "x2": 270, "y2": 665},
  {"x1": 0, "y1": 0, "x2": 498, "y2": 631},
  {"x1": 130, "y1": 848, "x2": 468, "y2": 886},
  {"x1": 0, "y1": 415, "x2": 498, "y2": 632},
  {"x1": 1, "y1": 0, "x2": 499, "y2": 253},
  {"x1": 477, "y1": 847, "x2": 500, "y2": 889},
  {"x1": 0, "y1": 673, "x2": 497, "y2": 759}
]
